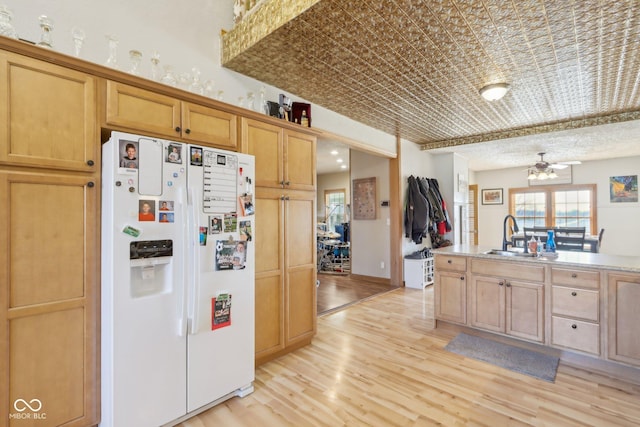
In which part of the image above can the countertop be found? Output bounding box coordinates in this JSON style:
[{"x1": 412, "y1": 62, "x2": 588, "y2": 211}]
[{"x1": 431, "y1": 244, "x2": 640, "y2": 274}]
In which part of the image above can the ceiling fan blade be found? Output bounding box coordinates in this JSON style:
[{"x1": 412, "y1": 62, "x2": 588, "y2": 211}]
[
  {"x1": 558, "y1": 160, "x2": 582, "y2": 165},
  {"x1": 549, "y1": 163, "x2": 569, "y2": 169}
]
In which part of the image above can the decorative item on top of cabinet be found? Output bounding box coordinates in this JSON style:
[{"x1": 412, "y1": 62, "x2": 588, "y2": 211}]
[
  {"x1": 607, "y1": 272, "x2": 640, "y2": 367},
  {"x1": 0, "y1": 51, "x2": 97, "y2": 171},
  {"x1": 104, "y1": 81, "x2": 238, "y2": 149},
  {"x1": 434, "y1": 255, "x2": 467, "y2": 325}
]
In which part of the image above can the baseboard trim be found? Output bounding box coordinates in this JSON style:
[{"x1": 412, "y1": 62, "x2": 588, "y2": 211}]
[{"x1": 349, "y1": 274, "x2": 391, "y2": 286}]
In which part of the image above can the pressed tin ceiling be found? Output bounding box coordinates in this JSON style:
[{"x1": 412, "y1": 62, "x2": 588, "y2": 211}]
[{"x1": 222, "y1": 0, "x2": 640, "y2": 155}]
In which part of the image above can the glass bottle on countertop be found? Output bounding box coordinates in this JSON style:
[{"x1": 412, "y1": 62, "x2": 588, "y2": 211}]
[
  {"x1": 536, "y1": 236, "x2": 542, "y2": 255},
  {"x1": 546, "y1": 230, "x2": 556, "y2": 252}
]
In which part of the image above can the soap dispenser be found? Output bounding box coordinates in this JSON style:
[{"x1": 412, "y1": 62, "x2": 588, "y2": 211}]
[{"x1": 546, "y1": 230, "x2": 556, "y2": 252}]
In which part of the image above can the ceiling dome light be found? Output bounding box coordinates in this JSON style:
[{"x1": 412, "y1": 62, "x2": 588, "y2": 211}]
[{"x1": 479, "y1": 83, "x2": 510, "y2": 101}]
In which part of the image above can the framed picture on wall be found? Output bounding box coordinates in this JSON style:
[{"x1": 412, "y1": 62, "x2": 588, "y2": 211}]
[
  {"x1": 481, "y1": 188, "x2": 503, "y2": 205},
  {"x1": 352, "y1": 177, "x2": 376, "y2": 220}
]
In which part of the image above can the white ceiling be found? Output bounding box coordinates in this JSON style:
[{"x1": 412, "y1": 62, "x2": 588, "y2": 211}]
[{"x1": 426, "y1": 119, "x2": 640, "y2": 171}]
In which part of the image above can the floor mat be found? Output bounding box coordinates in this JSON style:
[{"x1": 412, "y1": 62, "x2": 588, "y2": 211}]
[{"x1": 445, "y1": 333, "x2": 559, "y2": 382}]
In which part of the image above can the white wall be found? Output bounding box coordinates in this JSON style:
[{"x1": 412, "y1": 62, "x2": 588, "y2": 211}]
[
  {"x1": 350, "y1": 150, "x2": 390, "y2": 278},
  {"x1": 472, "y1": 155, "x2": 640, "y2": 256},
  {"x1": 400, "y1": 139, "x2": 436, "y2": 255},
  {"x1": 8, "y1": 0, "x2": 397, "y2": 156}
]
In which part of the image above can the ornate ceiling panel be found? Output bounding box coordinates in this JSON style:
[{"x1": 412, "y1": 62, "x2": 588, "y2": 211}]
[{"x1": 222, "y1": 0, "x2": 640, "y2": 150}]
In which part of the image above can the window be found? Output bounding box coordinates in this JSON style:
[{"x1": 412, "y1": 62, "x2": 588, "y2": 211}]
[
  {"x1": 509, "y1": 184, "x2": 597, "y2": 234},
  {"x1": 324, "y1": 189, "x2": 346, "y2": 232}
]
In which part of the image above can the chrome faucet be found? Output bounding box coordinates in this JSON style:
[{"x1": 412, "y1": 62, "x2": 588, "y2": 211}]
[{"x1": 502, "y1": 215, "x2": 520, "y2": 251}]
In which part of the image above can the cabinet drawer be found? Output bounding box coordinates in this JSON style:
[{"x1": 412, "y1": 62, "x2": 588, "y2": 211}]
[
  {"x1": 470, "y1": 259, "x2": 544, "y2": 282},
  {"x1": 552, "y1": 286, "x2": 599, "y2": 322},
  {"x1": 551, "y1": 267, "x2": 599, "y2": 289},
  {"x1": 435, "y1": 255, "x2": 467, "y2": 272},
  {"x1": 552, "y1": 316, "x2": 600, "y2": 355}
]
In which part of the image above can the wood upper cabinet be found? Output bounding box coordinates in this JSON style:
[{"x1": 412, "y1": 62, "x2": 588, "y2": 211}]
[
  {"x1": 104, "y1": 81, "x2": 237, "y2": 149},
  {"x1": 0, "y1": 170, "x2": 99, "y2": 426},
  {"x1": 241, "y1": 118, "x2": 316, "y2": 191},
  {"x1": 607, "y1": 272, "x2": 640, "y2": 367},
  {"x1": 0, "y1": 51, "x2": 97, "y2": 171},
  {"x1": 469, "y1": 259, "x2": 545, "y2": 343}
]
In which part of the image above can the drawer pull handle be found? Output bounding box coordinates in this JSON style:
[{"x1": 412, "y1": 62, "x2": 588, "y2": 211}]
[
  {"x1": 571, "y1": 273, "x2": 577, "y2": 278},
  {"x1": 505, "y1": 282, "x2": 511, "y2": 287},
  {"x1": 571, "y1": 291, "x2": 577, "y2": 296},
  {"x1": 447, "y1": 260, "x2": 452, "y2": 264},
  {"x1": 460, "y1": 276, "x2": 464, "y2": 281},
  {"x1": 571, "y1": 324, "x2": 577, "y2": 329},
  {"x1": 498, "y1": 281, "x2": 504, "y2": 286},
  {"x1": 175, "y1": 126, "x2": 181, "y2": 132}
]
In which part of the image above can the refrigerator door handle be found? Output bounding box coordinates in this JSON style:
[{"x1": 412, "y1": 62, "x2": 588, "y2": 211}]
[
  {"x1": 187, "y1": 186, "x2": 201, "y2": 335},
  {"x1": 176, "y1": 186, "x2": 188, "y2": 337}
]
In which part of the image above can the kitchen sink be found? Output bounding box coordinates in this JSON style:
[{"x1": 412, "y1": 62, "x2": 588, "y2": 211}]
[{"x1": 483, "y1": 249, "x2": 538, "y2": 258}]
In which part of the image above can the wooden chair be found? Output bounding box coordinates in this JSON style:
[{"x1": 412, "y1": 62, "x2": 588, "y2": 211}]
[{"x1": 554, "y1": 227, "x2": 586, "y2": 251}]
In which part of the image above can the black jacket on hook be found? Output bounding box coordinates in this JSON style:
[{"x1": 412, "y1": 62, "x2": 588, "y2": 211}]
[{"x1": 404, "y1": 175, "x2": 429, "y2": 244}]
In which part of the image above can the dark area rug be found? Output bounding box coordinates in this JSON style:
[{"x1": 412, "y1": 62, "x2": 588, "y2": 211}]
[{"x1": 445, "y1": 333, "x2": 559, "y2": 382}]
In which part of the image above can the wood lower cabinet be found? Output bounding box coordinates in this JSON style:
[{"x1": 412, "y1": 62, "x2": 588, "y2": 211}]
[
  {"x1": 104, "y1": 81, "x2": 238, "y2": 149},
  {"x1": 241, "y1": 118, "x2": 316, "y2": 191},
  {"x1": 607, "y1": 272, "x2": 640, "y2": 367},
  {"x1": 468, "y1": 259, "x2": 545, "y2": 343},
  {"x1": 0, "y1": 170, "x2": 99, "y2": 426},
  {"x1": 254, "y1": 188, "x2": 316, "y2": 365},
  {"x1": 551, "y1": 267, "x2": 601, "y2": 355},
  {"x1": 434, "y1": 255, "x2": 467, "y2": 324}
]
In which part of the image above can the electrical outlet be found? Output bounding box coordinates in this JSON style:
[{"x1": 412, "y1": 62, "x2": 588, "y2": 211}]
[{"x1": 380, "y1": 261, "x2": 385, "y2": 269}]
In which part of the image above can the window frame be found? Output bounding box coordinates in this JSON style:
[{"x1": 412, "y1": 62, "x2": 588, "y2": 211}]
[
  {"x1": 323, "y1": 188, "x2": 347, "y2": 231},
  {"x1": 508, "y1": 184, "x2": 597, "y2": 235}
]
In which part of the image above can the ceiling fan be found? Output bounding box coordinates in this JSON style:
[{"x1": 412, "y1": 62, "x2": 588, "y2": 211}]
[{"x1": 527, "y1": 152, "x2": 581, "y2": 180}]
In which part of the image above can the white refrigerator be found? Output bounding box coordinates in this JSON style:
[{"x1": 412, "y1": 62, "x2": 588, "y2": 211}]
[{"x1": 101, "y1": 131, "x2": 255, "y2": 427}]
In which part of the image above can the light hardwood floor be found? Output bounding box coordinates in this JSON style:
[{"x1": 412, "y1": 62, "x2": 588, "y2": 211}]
[
  {"x1": 316, "y1": 273, "x2": 398, "y2": 314},
  {"x1": 179, "y1": 287, "x2": 640, "y2": 426}
]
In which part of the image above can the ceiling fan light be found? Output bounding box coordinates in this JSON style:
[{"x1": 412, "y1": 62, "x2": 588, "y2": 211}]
[
  {"x1": 548, "y1": 169, "x2": 558, "y2": 179},
  {"x1": 527, "y1": 170, "x2": 537, "y2": 180},
  {"x1": 479, "y1": 83, "x2": 510, "y2": 101},
  {"x1": 537, "y1": 171, "x2": 548, "y2": 180}
]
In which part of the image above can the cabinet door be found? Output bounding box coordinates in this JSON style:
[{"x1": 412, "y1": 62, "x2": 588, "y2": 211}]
[
  {"x1": 241, "y1": 118, "x2": 283, "y2": 188},
  {"x1": 105, "y1": 80, "x2": 181, "y2": 138},
  {"x1": 507, "y1": 281, "x2": 544, "y2": 342},
  {"x1": 608, "y1": 273, "x2": 640, "y2": 367},
  {"x1": 254, "y1": 190, "x2": 285, "y2": 360},
  {"x1": 284, "y1": 129, "x2": 316, "y2": 191},
  {"x1": 0, "y1": 170, "x2": 99, "y2": 426},
  {"x1": 435, "y1": 270, "x2": 467, "y2": 324},
  {"x1": 181, "y1": 102, "x2": 237, "y2": 149},
  {"x1": 0, "y1": 52, "x2": 97, "y2": 171},
  {"x1": 469, "y1": 275, "x2": 504, "y2": 333},
  {"x1": 284, "y1": 192, "x2": 317, "y2": 345}
]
